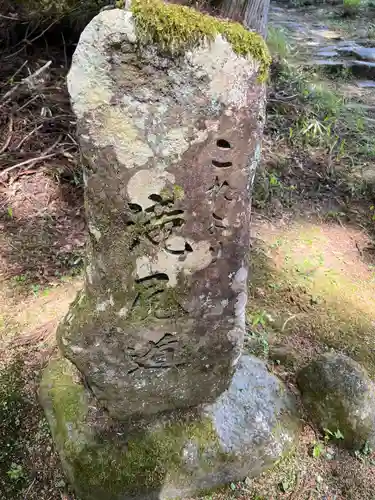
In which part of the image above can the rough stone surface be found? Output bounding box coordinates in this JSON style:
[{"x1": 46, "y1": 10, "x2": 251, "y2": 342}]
[
  {"x1": 40, "y1": 354, "x2": 300, "y2": 500},
  {"x1": 60, "y1": 7, "x2": 266, "y2": 419},
  {"x1": 298, "y1": 352, "x2": 375, "y2": 449}
]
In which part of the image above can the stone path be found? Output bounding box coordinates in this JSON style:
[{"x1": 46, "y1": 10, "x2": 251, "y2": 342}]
[{"x1": 269, "y1": 3, "x2": 375, "y2": 85}]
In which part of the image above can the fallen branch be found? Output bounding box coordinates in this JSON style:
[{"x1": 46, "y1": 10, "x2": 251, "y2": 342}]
[
  {"x1": 4, "y1": 18, "x2": 60, "y2": 60},
  {"x1": 0, "y1": 60, "x2": 28, "y2": 90},
  {"x1": 0, "y1": 153, "x2": 58, "y2": 178},
  {"x1": 281, "y1": 313, "x2": 299, "y2": 332},
  {"x1": 0, "y1": 14, "x2": 19, "y2": 20},
  {"x1": 0, "y1": 116, "x2": 13, "y2": 154},
  {"x1": 1, "y1": 133, "x2": 63, "y2": 177},
  {"x1": 1, "y1": 60, "x2": 52, "y2": 103},
  {"x1": 15, "y1": 123, "x2": 43, "y2": 150}
]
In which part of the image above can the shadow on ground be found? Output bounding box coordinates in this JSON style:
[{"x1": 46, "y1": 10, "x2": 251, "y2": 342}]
[
  {"x1": 0, "y1": 173, "x2": 85, "y2": 285},
  {"x1": 0, "y1": 347, "x2": 68, "y2": 500}
]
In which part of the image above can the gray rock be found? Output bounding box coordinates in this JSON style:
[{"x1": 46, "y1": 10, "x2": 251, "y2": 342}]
[
  {"x1": 350, "y1": 46, "x2": 375, "y2": 62},
  {"x1": 40, "y1": 354, "x2": 300, "y2": 500},
  {"x1": 316, "y1": 50, "x2": 339, "y2": 58},
  {"x1": 297, "y1": 352, "x2": 375, "y2": 449},
  {"x1": 59, "y1": 6, "x2": 268, "y2": 420},
  {"x1": 356, "y1": 80, "x2": 375, "y2": 88}
]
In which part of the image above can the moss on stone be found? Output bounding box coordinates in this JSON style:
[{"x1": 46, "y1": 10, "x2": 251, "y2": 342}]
[
  {"x1": 173, "y1": 185, "x2": 185, "y2": 200},
  {"x1": 40, "y1": 357, "x2": 226, "y2": 499},
  {"x1": 40, "y1": 358, "x2": 88, "y2": 451},
  {"x1": 130, "y1": 0, "x2": 271, "y2": 81},
  {"x1": 68, "y1": 417, "x2": 219, "y2": 498}
]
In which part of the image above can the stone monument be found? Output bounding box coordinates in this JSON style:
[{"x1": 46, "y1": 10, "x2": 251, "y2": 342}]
[{"x1": 40, "y1": 2, "x2": 299, "y2": 499}]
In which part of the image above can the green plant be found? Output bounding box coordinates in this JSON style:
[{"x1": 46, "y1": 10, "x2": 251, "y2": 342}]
[
  {"x1": 279, "y1": 477, "x2": 294, "y2": 492},
  {"x1": 312, "y1": 442, "x2": 325, "y2": 458},
  {"x1": 324, "y1": 428, "x2": 344, "y2": 441},
  {"x1": 246, "y1": 310, "x2": 271, "y2": 358},
  {"x1": 312, "y1": 428, "x2": 344, "y2": 459},
  {"x1": 354, "y1": 441, "x2": 375, "y2": 464},
  {"x1": 7, "y1": 464, "x2": 24, "y2": 481},
  {"x1": 324, "y1": 210, "x2": 346, "y2": 222},
  {"x1": 267, "y1": 27, "x2": 290, "y2": 59},
  {"x1": 301, "y1": 118, "x2": 332, "y2": 144},
  {"x1": 13, "y1": 275, "x2": 26, "y2": 283},
  {"x1": 249, "y1": 310, "x2": 268, "y2": 328},
  {"x1": 269, "y1": 173, "x2": 280, "y2": 187},
  {"x1": 343, "y1": 0, "x2": 361, "y2": 16}
]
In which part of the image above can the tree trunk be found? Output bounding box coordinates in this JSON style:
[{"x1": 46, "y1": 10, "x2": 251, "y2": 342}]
[{"x1": 215, "y1": 0, "x2": 270, "y2": 36}]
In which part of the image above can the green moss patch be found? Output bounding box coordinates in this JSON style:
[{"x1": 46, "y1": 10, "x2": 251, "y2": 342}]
[
  {"x1": 129, "y1": 0, "x2": 271, "y2": 81},
  {"x1": 40, "y1": 357, "x2": 225, "y2": 499}
]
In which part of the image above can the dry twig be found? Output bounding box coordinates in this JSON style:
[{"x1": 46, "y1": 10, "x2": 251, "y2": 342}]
[
  {"x1": 15, "y1": 123, "x2": 43, "y2": 150},
  {"x1": 0, "y1": 153, "x2": 58, "y2": 178},
  {"x1": 0, "y1": 116, "x2": 13, "y2": 154},
  {"x1": 1, "y1": 60, "x2": 52, "y2": 103}
]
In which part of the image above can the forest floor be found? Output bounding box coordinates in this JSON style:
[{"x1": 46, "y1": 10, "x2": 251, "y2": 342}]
[{"x1": 1, "y1": 2, "x2": 375, "y2": 499}]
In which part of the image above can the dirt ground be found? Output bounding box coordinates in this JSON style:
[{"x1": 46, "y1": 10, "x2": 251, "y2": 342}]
[{"x1": 1, "y1": 4, "x2": 375, "y2": 500}]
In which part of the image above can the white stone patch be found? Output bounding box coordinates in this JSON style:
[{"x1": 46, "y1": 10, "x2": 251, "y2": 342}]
[
  {"x1": 165, "y1": 236, "x2": 185, "y2": 252},
  {"x1": 182, "y1": 241, "x2": 213, "y2": 276},
  {"x1": 90, "y1": 106, "x2": 153, "y2": 168},
  {"x1": 248, "y1": 142, "x2": 262, "y2": 191},
  {"x1": 190, "y1": 128, "x2": 209, "y2": 145},
  {"x1": 227, "y1": 265, "x2": 248, "y2": 366},
  {"x1": 82, "y1": 169, "x2": 88, "y2": 187},
  {"x1": 86, "y1": 264, "x2": 93, "y2": 285},
  {"x1": 96, "y1": 295, "x2": 114, "y2": 312},
  {"x1": 231, "y1": 266, "x2": 248, "y2": 331},
  {"x1": 204, "y1": 120, "x2": 220, "y2": 133},
  {"x1": 160, "y1": 127, "x2": 189, "y2": 159},
  {"x1": 67, "y1": 9, "x2": 136, "y2": 118},
  {"x1": 127, "y1": 169, "x2": 175, "y2": 209},
  {"x1": 136, "y1": 256, "x2": 153, "y2": 280},
  {"x1": 88, "y1": 223, "x2": 102, "y2": 242},
  {"x1": 70, "y1": 345, "x2": 84, "y2": 353},
  {"x1": 186, "y1": 35, "x2": 258, "y2": 109},
  {"x1": 136, "y1": 239, "x2": 212, "y2": 287},
  {"x1": 117, "y1": 306, "x2": 128, "y2": 318}
]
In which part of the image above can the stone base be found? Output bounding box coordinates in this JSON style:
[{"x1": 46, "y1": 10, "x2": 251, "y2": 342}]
[{"x1": 40, "y1": 355, "x2": 300, "y2": 500}]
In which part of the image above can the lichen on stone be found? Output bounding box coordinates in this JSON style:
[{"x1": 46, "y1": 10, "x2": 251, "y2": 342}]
[{"x1": 129, "y1": 0, "x2": 271, "y2": 81}]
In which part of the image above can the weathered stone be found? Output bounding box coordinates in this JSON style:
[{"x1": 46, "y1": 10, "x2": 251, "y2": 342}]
[
  {"x1": 297, "y1": 352, "x2": 375, "y2": 449},
  {"x1": 40, "y1": 354, "x2": 300, "y2": 500},
  {"x1": 58, "y1": 4, "x2": 269, "y2": 419}
]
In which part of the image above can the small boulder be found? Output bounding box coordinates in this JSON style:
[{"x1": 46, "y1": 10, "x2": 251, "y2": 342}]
[{"x1": 297, "y1": 352, "x2": 375, "y2": 449}]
